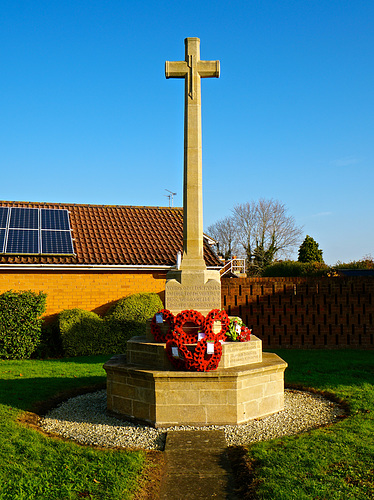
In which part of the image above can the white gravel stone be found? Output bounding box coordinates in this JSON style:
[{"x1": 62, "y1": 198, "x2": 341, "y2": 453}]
[{"x1": 40, "y1": 389, "x2": 345, "y2": 450}]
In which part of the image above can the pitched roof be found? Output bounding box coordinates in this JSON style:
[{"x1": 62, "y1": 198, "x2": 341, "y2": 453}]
[{"x1": 0, "y1": 200, "x2": 221, "y2": 268}]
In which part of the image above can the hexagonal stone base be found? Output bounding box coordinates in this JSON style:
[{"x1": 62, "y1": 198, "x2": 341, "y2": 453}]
[{"x1": 103, "y1": 351, "x2": 287, "y2": 427}]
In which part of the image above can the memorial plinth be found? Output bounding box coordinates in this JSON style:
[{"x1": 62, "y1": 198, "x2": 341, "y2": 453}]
[
  {"x1": 104, "y1": 329, "x2": 287, "y2": 427},
  {"x1": 127, "y1": 334, "x2": 263, "y2": 370},
  {"x1": 104, "y1": 350, "x2": 286, "y2": 428}
]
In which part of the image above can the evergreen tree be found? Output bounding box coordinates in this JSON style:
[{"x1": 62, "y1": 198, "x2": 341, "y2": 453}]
[{"x1": 298, "y1": 235, "x2": 323, "y2": 263}]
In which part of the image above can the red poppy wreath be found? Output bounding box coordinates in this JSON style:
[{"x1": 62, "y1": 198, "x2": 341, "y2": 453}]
[
  {"x1": 165, "y1": 338, "x2": 193, "y2": 370},
  {"x1": 174, "y1": 309, "x2": 205, "y2": 344},
  {"x1": 150, "y1": 309, "x2": 175, "y2": 342},
  {"x1": 191, "y1": 337, "x2": 223, "y2": 372},
  {"x1": 162, "y1": 309, "x2": 226, "y2": 372},
  {"x1": 204, "y1": 309, "x2": 229, "y2": 341}
]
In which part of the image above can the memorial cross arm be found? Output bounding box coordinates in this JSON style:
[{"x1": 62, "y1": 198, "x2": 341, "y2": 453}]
[
  {"x1": 165, "y1": 61, "x2": 188, "y2": 79},
  {"x1": 197, "y1": 60, "x2": 220, "y2": 78},
  {"x1": 165, "y1": 60, "x2": 220, "y2": 79}
]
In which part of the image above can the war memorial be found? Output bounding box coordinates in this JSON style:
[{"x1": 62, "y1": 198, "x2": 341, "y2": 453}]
[{"x1": 104, "y1": 38, "x2": 287, "y2": 427}]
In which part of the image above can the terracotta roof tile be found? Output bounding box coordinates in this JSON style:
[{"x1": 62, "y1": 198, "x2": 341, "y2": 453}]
[{"x1": 0, "y1": 201, "x2": 221, "y2": 268}]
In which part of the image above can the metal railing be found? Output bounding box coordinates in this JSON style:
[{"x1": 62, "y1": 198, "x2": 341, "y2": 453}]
[{"x1": 220, "y1": 258, "x2": 246, "y2": 277}]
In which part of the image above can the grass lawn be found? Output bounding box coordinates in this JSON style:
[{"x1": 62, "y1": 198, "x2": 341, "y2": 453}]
[
  {"x1": 245, "y1": 349, "x2": 374, "y2": 500},
  {"x1": 0, "y1": 355, "x2": 152, "y2": 500},
  {"x1": 1, "y1": 351, "x2": 373, "y2": 499}
]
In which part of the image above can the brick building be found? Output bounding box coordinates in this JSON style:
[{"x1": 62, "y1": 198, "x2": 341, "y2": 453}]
[{"x1": 0, "y1": 201, "x2": 221, "y2": 319}]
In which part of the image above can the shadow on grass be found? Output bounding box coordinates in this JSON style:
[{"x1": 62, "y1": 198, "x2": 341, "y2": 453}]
[
  {"x1": 55, "y1": 354, "x2": 117, "y2": 364},
  {"x1": 0, "y1": 376, "x2": 106, "y2": 413},
  {"x1": 0, "y1": 354, "x2": 113, "y2": 411}
]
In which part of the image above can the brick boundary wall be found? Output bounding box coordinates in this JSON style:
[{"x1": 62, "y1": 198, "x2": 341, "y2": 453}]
[
  {"x1": 221, "y1": 277, "x2": 374, "y2": 349},
  {"x1": 1, "y1": 271, "x2": 373, "y2": 349},
  {"x1": 0, "y1": 270, "x2": 167, "y2": 320}
]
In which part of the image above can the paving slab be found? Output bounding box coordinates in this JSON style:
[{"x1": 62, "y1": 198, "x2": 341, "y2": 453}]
[{"x1": 159, "y1": 430, "x2": 238, "y2": 499}]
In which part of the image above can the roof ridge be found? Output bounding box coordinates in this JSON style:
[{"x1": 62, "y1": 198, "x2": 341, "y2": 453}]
[{"x1": 0, "y1": 200, "x2": 183, "y2": 211}]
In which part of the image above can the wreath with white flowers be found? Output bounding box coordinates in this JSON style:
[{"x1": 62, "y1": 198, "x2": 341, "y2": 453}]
[{"x1": 227, "y1": 316, "x2": 252, "y2": 342}]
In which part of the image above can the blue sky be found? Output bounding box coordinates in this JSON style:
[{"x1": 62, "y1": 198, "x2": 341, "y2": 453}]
[{"x1": 1, "y1": 0, "x2": 373, "y2": 265}]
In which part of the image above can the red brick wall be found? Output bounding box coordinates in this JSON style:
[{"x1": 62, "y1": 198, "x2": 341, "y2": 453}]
[
  {"x1": 0, "y1": 270, "x2": 167, "y2": 320},
  {"x1": 221, "y1": 277, "x2": 374, "y2": 349},
  {"x1": 2, "y1": 270, "x2": 373, "y2": 349}
]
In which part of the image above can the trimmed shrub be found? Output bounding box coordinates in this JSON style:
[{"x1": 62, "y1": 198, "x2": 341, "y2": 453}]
[
  {"x1": 58, "y1": 293, "x2": 163, "y2": 357},
  {"x1": 0, "y1": 290, "x2": 46, "y2": 359},
  {"x1": 105, "y1": 292, "x2": 163, "y2": 342},
  {"x1": 59, "y1": 309, "x2": 108, "y2": 357},
  {"x1": 262, "y1": 261, "x2": 305, "y2": 277}
]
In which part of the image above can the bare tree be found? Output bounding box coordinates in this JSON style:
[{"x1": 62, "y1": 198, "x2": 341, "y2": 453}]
[
  {"x1": 206, "y1": 216, "x2": 239, "y2": 260},
  {"x1": 232, "y1": 199, "x2": 303, "y2": 273}
]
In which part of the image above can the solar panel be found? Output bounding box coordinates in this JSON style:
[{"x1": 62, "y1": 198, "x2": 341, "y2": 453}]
[
  {"x1": 0, "y1": 207, "x2": 9, "y2": 228},
  {"x1": 10, "y1": 207, "x2": 39, "y2": 229},
  {"x1": 0, "y1": 228, "x2": 5, "y2": 253},
  {"x1": 6, "y1": 229, "x2": 39, "y2": 254},
  {"x1": 41, "y1": 230, "x2": 74, "y2": 254},
  {"x1": 0, "y1": 206, "x2": 75, "y2": 255},
  {"x1": 41, "y1": 209, "x2": 70, "y2": 230}
]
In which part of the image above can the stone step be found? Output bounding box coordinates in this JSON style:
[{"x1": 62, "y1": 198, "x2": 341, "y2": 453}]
[
  {"x1": 159, "y1": 430, "x2": 238, "y2": 500},
  {"x1": 127, "y1": 334, "x2": 262, "y2": 371}
]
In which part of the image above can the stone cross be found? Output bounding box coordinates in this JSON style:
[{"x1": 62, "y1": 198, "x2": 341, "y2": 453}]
[{"x1": 165, "y1": 38, "x2": 220, "y2": 272}]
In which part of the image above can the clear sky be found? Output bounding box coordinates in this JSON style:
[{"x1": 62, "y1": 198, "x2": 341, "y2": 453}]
[{"x1": 1, "y1": 1, "x2": 373, "y2": 265}]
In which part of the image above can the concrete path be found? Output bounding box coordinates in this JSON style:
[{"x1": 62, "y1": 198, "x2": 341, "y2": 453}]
[{"x1": 159, "y1": 430, "x2": 238, "y2": 499}]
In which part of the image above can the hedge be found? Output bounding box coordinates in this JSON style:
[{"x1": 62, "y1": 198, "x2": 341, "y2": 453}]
[
  {"x1": 262, "y1": 261, "x2": 328, "y2": 277},
  {"x1": 0, "y1": 290, "x2": 46, "y2": 359},
  {"x1": 263, "y1": 258, "x2": 374, "y2": 277}
]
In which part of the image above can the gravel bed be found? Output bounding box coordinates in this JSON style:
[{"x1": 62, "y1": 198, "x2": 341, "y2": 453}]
[{"x1": 40, "y1": 389, "x2": 345, "y2": 450}]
